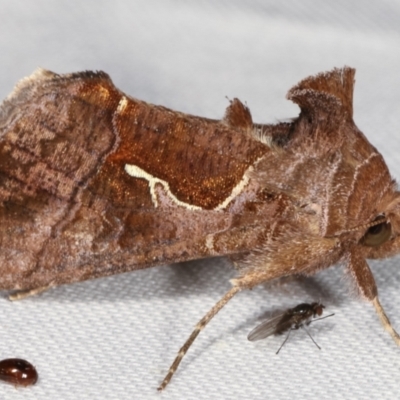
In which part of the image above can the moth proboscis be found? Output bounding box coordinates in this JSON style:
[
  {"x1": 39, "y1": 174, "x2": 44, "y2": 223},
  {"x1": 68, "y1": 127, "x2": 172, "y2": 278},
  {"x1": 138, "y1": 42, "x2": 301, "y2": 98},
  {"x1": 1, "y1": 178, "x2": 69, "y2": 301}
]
[{"x1": 0, "y1": 66, "x2": 399, "y2": 390}]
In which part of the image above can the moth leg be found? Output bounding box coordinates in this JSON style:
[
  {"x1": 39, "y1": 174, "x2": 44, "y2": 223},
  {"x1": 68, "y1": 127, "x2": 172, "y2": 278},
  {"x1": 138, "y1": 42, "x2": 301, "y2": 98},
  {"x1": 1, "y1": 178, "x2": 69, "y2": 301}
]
[
  {"x1": 347, "y1": 250, "x2": 400, "y2": 345},
  {"x1": 372, "y1": 297, "x2": 400, "y2": 345},
  {"x1": 8, "y1": 284, "x2": 53, "y2": 301},
  {"x1": 157, "y1": 286, "x2": 241, "y2": 391}
]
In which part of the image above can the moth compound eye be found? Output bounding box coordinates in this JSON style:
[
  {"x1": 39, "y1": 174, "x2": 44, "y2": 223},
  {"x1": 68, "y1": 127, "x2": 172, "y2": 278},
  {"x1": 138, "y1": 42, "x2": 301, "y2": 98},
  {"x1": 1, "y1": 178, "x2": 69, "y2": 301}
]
[{"x1": 361, "y1": 221, "x2": 392, "y2": 247}]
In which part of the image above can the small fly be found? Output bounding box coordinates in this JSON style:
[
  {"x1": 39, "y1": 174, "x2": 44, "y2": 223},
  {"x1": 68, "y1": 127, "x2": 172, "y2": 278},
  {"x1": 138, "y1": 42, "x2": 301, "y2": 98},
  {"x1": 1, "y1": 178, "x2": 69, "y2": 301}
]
[{"x1": 247, "y1": 302, "x2": 334, "y2": 354}]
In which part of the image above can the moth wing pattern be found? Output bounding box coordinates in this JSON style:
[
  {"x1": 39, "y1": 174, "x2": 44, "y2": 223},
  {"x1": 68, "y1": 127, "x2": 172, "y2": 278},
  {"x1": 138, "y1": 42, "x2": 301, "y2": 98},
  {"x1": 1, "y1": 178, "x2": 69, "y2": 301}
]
[
  {"x1": 0, "y1": 69, "x2": 121, "y2": 289},
  {"x1": 0, "y1": 68, "x2": 279, "y2": 290}
]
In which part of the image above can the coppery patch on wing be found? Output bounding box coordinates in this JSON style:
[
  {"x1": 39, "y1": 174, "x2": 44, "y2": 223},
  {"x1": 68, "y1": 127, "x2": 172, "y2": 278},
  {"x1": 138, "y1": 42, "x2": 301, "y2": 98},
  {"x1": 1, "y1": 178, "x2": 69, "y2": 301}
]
[{"x1": 104, "y1": 96, "x2": 267, "y2": 210}]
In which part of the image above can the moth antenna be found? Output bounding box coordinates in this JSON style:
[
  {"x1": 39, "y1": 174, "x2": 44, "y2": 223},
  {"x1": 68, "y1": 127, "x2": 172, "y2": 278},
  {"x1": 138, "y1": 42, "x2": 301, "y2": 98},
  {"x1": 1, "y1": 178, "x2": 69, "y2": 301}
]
[
  {"x1": 157, "y1": 286, "x2": 241, "y2": 391},
  {"x1": 303, "y1": 325, "x2": 321, "y2": 350},
  {"x1": 276, "y1": 329, "x2": 292, "y2": 354},
  {"x1": 342, "y1": 216, "x2": 387, "y2": 235},
  {"x1": 372, "y1": 297, "x2": 400, "y2": 345}
]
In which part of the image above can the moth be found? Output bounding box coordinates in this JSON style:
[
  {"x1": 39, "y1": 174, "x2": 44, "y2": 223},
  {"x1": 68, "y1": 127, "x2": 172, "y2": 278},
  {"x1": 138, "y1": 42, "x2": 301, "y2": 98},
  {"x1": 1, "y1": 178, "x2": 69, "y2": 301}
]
[
  {"x1": 247, "y1": 302, "x2": 334, "y2": 354},
  {"x1": 0, "y1": 66, "x2": 400, "y2": 390}
]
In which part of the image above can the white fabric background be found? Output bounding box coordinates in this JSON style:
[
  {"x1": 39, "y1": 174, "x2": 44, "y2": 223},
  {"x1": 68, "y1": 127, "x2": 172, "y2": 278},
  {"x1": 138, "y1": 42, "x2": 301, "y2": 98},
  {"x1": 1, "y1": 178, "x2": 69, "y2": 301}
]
[{"x1": 1, "y1": 1, "x2": 400, "y2": 399}]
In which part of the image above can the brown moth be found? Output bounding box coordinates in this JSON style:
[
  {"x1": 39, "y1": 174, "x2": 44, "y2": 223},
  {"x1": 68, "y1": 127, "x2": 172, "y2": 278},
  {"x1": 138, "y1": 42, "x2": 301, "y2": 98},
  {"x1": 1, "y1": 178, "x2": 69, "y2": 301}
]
[{"x1": 0, "y1": 66, "x2": 400, "y2": 390}]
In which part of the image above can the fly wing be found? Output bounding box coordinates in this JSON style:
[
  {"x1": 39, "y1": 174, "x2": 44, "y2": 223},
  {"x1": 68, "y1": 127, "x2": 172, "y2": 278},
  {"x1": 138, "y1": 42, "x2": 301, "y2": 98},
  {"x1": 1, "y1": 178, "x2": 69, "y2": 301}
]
[{"x1": 248, "y1": 312, "x2": 292, "y2": 341}]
